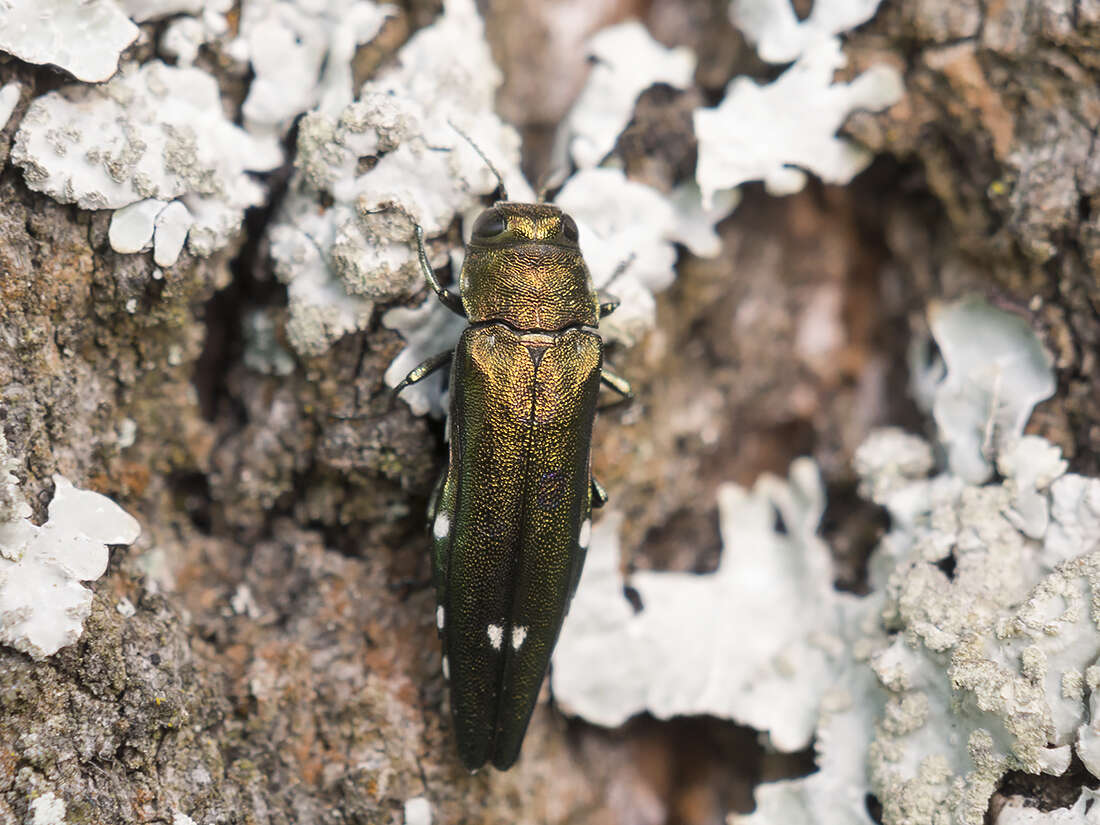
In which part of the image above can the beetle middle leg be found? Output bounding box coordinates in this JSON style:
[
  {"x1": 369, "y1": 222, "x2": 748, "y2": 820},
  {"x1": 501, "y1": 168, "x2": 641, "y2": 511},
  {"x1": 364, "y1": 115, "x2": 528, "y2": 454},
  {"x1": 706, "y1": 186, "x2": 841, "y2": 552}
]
[
  {"x1": 600, "y1": 369, "x2": 633, "y2": 402},
  {"x1": 394, "y1": 350, "x2": 454, "y2": 397}
]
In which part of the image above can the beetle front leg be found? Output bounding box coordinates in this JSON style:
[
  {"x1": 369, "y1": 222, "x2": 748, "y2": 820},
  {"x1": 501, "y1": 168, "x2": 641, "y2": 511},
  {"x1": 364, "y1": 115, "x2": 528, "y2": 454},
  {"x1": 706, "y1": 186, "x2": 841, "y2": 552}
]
[
  {"x1": 394, "y1": 350, "x2": 454, "y2": 397},
  {"x1": 415, "y1": 224, "x2": 466, "y2": 317}
]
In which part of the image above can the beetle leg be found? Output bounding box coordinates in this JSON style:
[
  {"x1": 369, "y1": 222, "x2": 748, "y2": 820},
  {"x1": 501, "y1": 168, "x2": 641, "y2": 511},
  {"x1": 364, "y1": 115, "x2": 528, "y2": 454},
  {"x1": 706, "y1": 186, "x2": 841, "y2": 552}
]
[
  {"x1": 598, "y1": 298, "x2": 620, "y2": 319},
  {"x1": 415, "y1": 224, "x2": 466, "y2": 316},
  {"x1": 426, "y1": 468, "x2": 446, "y2": 527},
  {"x1": 394, "y1": 350, "x2": 454, "y2": 396},
  {"x1": 590, "y1": 477, "x2": 608, "y2": 508},
  {"x1": 600, "y1": 369, "x2": 633, "y2": 401}
]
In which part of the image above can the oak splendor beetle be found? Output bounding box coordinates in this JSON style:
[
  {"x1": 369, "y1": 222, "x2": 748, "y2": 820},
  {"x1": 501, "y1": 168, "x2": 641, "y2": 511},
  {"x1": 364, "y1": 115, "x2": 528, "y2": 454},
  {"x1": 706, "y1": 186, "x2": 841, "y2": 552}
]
[{"x1": 394, "y1": 157, "x2": 631, "y2": 772}]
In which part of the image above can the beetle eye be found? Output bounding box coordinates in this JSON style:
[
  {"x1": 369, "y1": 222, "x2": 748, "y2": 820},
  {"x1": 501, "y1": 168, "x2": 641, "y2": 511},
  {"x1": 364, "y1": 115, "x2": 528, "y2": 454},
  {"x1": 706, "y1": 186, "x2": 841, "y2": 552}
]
[
  {"x1": 561, "y1": 215, "x2": 579, "y2": 242},
  {"x1": 472, "y1": 210, "x2": 506, "y2": 239}
]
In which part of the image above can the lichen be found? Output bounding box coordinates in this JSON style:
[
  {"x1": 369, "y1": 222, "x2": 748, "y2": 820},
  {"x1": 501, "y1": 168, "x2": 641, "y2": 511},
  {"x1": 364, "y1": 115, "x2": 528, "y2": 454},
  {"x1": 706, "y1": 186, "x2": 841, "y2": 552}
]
[
  {"x1": 728, "y1": 425, "x2": 1100, "y2": 825},
  {"x1": 730, "y1": 0, "x2": 888, "y2": 63},
  {"x1": 403, "y1": 797, "x2": 432, "y2": 825},
  {"x1": 0, "y1": 0, "x2": 137, "y2": 83},
  {"x1": 28, "y1": 791, "x2": 67, "y2": 825},
  {"x1": 694, "y1": 36, "x2": 903, "y2": 205},
  {"x1": 0, "y1": 82, "x2": 21, "y2": 132},
  {"x1": 269, "y1": 0, "x2": 521, "y2": 357},
  {"x1": 0, "y1": 473, "x2": 141, "y2": 660},
  {"x1": 229, "y1": 0, "x2": 395, "y2": 137},
  {"x1": 157, "y1": 0, "x2": 232, "y2": 66},
  {"x1": 558, "y1": 21, "x2": 696, "y2": 170},
  {"x1": 554, "y1": 297, "x2": 1099, "y2": 825},
  {"x1": 554, "y1": 168, "x2": 680, "y2": 345},
  {"x1": 10, "y1": 61, "x2": 281, "y2": 265},
  {"x1": 926, "y1": 297, "x2": 1056, "y2": 484},
  {"x1": 553, "y1": 459, "x2": 846, "y2": 752},
  {"x1": 995, "y1": 790, "x2": 1100, "y2": 824}
]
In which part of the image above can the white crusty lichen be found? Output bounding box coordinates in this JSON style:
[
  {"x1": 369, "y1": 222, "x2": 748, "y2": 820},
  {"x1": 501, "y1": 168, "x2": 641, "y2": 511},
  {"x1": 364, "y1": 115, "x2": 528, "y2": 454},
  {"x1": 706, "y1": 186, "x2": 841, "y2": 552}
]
[
  {"x1": 926, "y1": 297, "x2": 1056, "y2": 484},
  {"x1": 403, "y1": 796, "x2": 432, "y2": 825},
  {"x1": 555, "y1": 168, "x2": 678, "y2": 345},
  {"x1": 10, "y1": 61, "x2": 281, "y2": 265},
  {"x1": 229, "y1": 0, "x2": 395, "y2": 137},
  {"x1": 695, "y1": 36, "x2": 903, "y2": 205},
  {"x1": 559, "y1": 21, "x2": 696, "y2": 170},
  {"x1": 552, "y1": 22, "x2": 741, "y2": 326},
  {"x1": 553, "y1": 460, "x2": 850, "y2": 752},
  {"x1": 0, "y1": 82, "x2": 21, "y2": 132},
  {"x1": 381, "y1": 288, "x2": 469, "y2": 417},
  {"x1": 858, "y1": 434, "x2": 1100, "y2": 825},
  {"x1": 28, "y1": 791, "x2": 67, "y2": 825},
  {"x1": 0, "y1": 462, "x2": 141, "y2": 659},
  {"x1": 120, "y1": 0, "x2": 206, "y2": 21},
  {"x1": 156, "y1": 0, "x2": 233, "y2": 67},
  {"x1": 554, "y1": 298, "x2": 1100, "y2": 825},
  {"x1": 731, "y1": 0, "x2": 887, "y2": 63},
  {"x1": 746, "y1": 305, "x2": 1099, "y2": 825},
  {"x1": 996, "y1": 790, "x2": 1100, "y2": 824},
  {"x1": 269, "y1": 0, "x2": 522, "y2": 357},
  {"x1": 0, "y1": 0, "x2": 138, "y2": 83},
  {"x1": 696, "y1": 0, "x2": 903, "y2": 206}
]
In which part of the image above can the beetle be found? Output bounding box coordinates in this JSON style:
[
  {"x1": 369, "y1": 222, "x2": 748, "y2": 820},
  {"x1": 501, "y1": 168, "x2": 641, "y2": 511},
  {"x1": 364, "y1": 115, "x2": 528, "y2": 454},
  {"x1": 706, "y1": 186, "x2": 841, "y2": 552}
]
[{"x1": 394, "y1": 169, "x2": 631, "y2": 771}]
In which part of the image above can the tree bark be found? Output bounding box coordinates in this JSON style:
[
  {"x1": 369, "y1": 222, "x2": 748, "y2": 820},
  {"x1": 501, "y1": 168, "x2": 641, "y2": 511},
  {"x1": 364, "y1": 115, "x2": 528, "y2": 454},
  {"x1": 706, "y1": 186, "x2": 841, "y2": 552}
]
[{"x1": 1, "y1": 0, "x2": 1098, "y2": 822}]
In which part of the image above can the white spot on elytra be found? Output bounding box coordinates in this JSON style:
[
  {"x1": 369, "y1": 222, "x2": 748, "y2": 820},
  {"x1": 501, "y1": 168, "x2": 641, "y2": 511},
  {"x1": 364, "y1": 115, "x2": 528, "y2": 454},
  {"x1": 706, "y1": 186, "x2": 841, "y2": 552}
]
[
  {"x1": 579, "y1": 518, "x2": 592, "y2": 548},
  {"x1": 487, "y1": 623, "x2": 503, "y2": 650},
  {"x1": 436, "y1": 605, "x2": 444, "y2": 630},
  {"x1": 511, "y1": 625, "x2": 527, "y2": 650},
  {"x1": 433, "y1": 512, "x2": 450, "y2": 540},
  {"x1": 442, "y1": 655, "x2": 449, "y2": 679}
]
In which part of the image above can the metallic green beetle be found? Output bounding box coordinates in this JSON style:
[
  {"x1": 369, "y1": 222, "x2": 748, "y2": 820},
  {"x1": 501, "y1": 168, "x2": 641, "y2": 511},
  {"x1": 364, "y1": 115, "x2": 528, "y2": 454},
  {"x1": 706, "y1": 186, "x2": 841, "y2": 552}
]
[{"x1": 396, "y1": 192, "x2": 631, "y2": 771}]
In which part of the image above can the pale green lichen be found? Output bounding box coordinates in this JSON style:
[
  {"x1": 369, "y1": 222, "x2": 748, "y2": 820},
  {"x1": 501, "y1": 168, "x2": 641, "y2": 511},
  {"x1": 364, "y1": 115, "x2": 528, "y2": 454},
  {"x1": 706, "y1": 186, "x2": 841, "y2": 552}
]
[
  {"x1": 0, "y1": 469, "x2": 142, "y2": 659},
  {"x1": 269, "y1": 0, "x2": 522, "y2": 358},
  {"x1": 560, "y1": 297, "x2": 1099, "y2": 825},
  {"x1": 553, "y1": 459, "x2": 848, "y2": 752},
  {"x1": 927, "y1": 297, "x2": 1056, "y2": 484}
]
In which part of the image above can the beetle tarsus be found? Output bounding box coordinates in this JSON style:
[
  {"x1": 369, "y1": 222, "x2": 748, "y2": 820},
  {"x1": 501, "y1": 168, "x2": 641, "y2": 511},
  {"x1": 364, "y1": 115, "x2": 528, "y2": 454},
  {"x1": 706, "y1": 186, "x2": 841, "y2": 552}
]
[
  {"x1": 597, "y1": 296, "x2": 620, "y2": 319},
  {"x1": 591, "y1": 477, "x2": 608, "y2": 508}
]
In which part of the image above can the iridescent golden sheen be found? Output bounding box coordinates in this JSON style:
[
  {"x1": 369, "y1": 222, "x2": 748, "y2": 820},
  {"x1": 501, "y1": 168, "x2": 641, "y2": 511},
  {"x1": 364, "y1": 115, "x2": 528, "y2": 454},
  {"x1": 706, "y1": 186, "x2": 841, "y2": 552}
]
[
  {"x1": 434, "y1": 323, "x2": 601, "y2": 770},
  {"x1": 422, "y1": 200, "x2": 607, "y2": 771},
  {"x1": 460, "y1": 202, "x2": 598, "y2": 330}
]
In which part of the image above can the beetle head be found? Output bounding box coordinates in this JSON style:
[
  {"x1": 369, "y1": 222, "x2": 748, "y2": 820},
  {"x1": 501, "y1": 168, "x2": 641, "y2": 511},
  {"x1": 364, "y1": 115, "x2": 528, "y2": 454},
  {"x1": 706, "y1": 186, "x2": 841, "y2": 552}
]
[
  {"x1": 460, "y1": 202, "x2": 597, "y2": 331},
  {"x1": 467, "y1": 202, "x2": 580, "y2": 249}
]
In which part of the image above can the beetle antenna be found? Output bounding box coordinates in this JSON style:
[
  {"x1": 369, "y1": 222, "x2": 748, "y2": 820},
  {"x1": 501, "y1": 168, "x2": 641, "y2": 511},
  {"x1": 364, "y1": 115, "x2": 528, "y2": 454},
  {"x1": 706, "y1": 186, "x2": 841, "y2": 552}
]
[
  {"x1": 603, "y1": 253, "x2": 636, "y2": 290},
  {"x1": 534, "y1": 166, "x2": 568, "y2": 203},
  {"x1": 448, "y1": 119, "x2": 509, "y2": 201}
]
